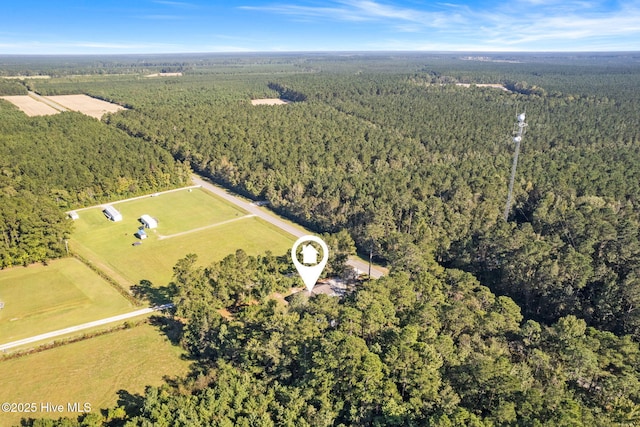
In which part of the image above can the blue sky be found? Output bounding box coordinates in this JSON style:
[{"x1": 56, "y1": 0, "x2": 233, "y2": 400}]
[{"x1": 1, "y1": 0, "x2": 639, "y2": 54}]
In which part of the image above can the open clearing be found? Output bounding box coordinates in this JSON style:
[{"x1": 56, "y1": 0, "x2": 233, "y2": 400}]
[
  {"x1": 1, "y1": 75, "x2": 51, "y2": 79},
  {"x1": 46, "y1": 94, "x2": 127, "y2": 119},
  {"x1": 455, "y1": 83, "x2": 509, "y2": 91},
  {"x1": 0, "y1": 258, "x2": 134, "y2": 344},
  {"x1": 0, "y1": 323, "x2": 190, "y2": 426},
  {"x1": 1, "y1": 95, "x2": 60, "y2": 116},
  {"x1": 1, "y1": 94, "x2": 126, "y2": 119},
  {"x1": 251, "y1": 98, "x2": 291, "y2": 105},
  {"x1": 71, "y1": 187, "x2": 295, "y2": 288},
  {"x1": 146, "y1": 72, "x2": 183, "y2": 77}
]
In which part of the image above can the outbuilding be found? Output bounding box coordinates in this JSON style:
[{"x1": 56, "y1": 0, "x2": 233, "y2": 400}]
[
  {"x1": 103, "y1": 205, "x2": 122, "y2": 222},
  {"x1": 68, "y1": 211, "x2": 80, "y2": 220},
  {"x1": 139, "y1": 214, "x2": 158, "y2": 229}
]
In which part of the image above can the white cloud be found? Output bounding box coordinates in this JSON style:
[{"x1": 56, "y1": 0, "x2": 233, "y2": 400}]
[
  {"x1": 241, "y1": 0, "x2": 640, "y2": 50},
  {"x1": 240, "y1": 0, "x2": 462, "y2": 27},
  {"x1": 3, "y1": 0, "x2": 638, "y2": 54},
  {"x1": 478, "y1": 2, "x2": 640, "y2": 49},
  {"x1": 240, "y1": 0, "x2": 640, "y2": 51}
]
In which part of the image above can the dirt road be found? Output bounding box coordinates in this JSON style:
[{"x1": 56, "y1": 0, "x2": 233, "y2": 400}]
[
  {"x1": 28, "y1": 91, "x2": 67, "y2": 112},
  {"x1": 191, "y1": 175, "x2": 386, "y2": 278},
  {"x1": 0, "y1": 304, "x2": 172, "y2": 352}
]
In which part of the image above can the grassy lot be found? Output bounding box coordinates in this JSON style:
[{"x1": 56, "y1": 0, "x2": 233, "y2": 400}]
[
  {"x1": 76, "y1": 188, "x2": 247, "y2": 236},
  {"x1": 0, "y1": 258, "x2": 134, "y2": 344},
  {"x1": 0, "y1": 322, "x2": 191, "y2": 426},
  {"x1": 71, "y1": 187, "x2": 295, "y2": 289}
]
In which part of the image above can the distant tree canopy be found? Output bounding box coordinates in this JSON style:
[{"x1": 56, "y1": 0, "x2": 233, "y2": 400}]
[
  {"x1": 0, "y1": 78, "x2": 28, "y2": 95},
  {"x1": 268, "y1": 82, "x2": 307, "y2": 102}
]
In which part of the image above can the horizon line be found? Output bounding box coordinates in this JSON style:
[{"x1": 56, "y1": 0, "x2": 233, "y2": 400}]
[{"x1": 1, "y1": 49, "x2": 639, "y2": 57}]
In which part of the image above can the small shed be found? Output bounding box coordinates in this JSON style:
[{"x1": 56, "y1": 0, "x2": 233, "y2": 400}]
[
  {"x1": 68, "y1": 211, "x2": 80, "y2": 220},
  {"x1": 103, "y1": 205, "x2": 122, "y2": 222},
  {"x1": 135, "y1": 229, "x2": 147, "y2": 240},
  {"x1": 140, "y1": 214, "x2": 158, "y2": 229}
]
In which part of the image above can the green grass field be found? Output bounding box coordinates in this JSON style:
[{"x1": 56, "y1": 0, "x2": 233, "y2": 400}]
[
  {"x1": 75, "y1": 187, "x2": 247, "y2": 236},
  {"x1": 0, "y1": 258, "x2": 134, "y2": 344},
  {"x1": 71, "y1": 187, "x2": 295, "y2": 289},
  {"x1": 0, "y1": 322, "x2": 191, "y2": 426},
  {"x1": 0, "y1": 186, "x2": 295, "y2": 425}
]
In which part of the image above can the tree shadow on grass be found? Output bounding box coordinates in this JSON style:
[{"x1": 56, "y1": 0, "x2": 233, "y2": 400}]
[
  {"x1": 148, "y1": 314, "x2": 183, "y2": 347},
  {"x1": 132, "y1": 279, "x2": 177, "y2": 306},
  {"x1": 116, "y1": 389, "x2": 145, "y2": 418}
]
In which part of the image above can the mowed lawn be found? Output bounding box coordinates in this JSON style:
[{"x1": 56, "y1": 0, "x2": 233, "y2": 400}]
[
  {"x1": 0, "y1": 323, "x2": 191, "y2": 426},
  {"x1": 73, "y1": 187, "x2": 247, "y2": 237},
  {"x1": 0, "y1": 258, "x2": 134, "y2": 344},
  {"x1": 71, "y1": 188, "x2": 295, "y2": 289}
]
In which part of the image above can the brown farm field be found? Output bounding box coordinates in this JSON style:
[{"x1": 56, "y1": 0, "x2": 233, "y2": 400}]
[
  {"x1": 46, "y1": 94, "x2": 127, "y2": 119},
  {"x1": 1, "y1": 95, "x2": 60, "y2": 116},
  {"x1": 1, "y1": 94, "x2": 126, "y2": 119}
]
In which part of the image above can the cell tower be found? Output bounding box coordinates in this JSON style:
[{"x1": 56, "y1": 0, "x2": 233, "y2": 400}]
[{"x1": 504, "y1": 110, "x2": 527, "y2": 221}]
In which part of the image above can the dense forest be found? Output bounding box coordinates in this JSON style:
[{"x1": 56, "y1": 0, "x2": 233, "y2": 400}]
[
  {"x1": 3, "y1": 52, "x2": 640, "y2": 425},
  {"x1": 21, "y1": 251, "x2": 640, "y2": 426},
  {"x1": 33, "y1": 53, "x2": 640, "y2": 339}
]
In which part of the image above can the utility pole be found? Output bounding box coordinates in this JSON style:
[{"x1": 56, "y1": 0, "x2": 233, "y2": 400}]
[{"x1": 504, "y1": 111, "x2": 527, "y2": 221}]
